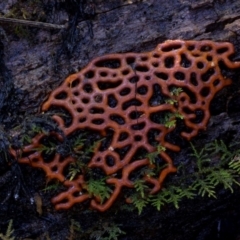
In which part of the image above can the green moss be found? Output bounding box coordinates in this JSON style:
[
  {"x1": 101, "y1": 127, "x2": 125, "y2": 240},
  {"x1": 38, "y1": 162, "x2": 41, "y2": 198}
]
[{"x1": 129, "y1": 140, "x2": 240, "y2": 214}]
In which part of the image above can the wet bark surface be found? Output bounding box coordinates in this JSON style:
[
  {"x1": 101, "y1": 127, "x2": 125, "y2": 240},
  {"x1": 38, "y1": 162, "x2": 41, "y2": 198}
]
[{"x1": 0, "y1": 0, "x2": 240, "y2": 239}]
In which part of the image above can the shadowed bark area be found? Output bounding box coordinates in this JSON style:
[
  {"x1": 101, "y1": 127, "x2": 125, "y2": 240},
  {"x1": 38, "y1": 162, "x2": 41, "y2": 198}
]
[{"x1": 0, "y1": 0, "x2": 240, "y2": 239}]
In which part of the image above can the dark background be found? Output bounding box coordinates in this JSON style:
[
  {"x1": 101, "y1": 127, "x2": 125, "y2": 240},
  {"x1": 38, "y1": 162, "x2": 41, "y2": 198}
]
[{"x1": 0, "y1": 0, "x2": 240, "y2": 239}]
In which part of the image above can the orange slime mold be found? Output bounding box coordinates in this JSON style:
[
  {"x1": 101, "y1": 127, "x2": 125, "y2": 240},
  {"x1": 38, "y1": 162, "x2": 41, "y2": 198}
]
[{"x1": 12, "y1": 40, "x2": 240, "y2": 211}]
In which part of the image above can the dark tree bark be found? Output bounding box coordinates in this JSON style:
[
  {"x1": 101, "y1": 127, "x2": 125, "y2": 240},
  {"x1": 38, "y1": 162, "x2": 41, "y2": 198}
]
[{"x1": 0, "y1": 0, "x2": 240, "y2": 239}]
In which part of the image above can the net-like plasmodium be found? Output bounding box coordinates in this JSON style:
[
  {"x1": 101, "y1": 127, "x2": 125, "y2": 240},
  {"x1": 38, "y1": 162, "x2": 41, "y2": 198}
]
[{"x1": 11, "y1": 40, "x2": 240, "y2": 211}]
